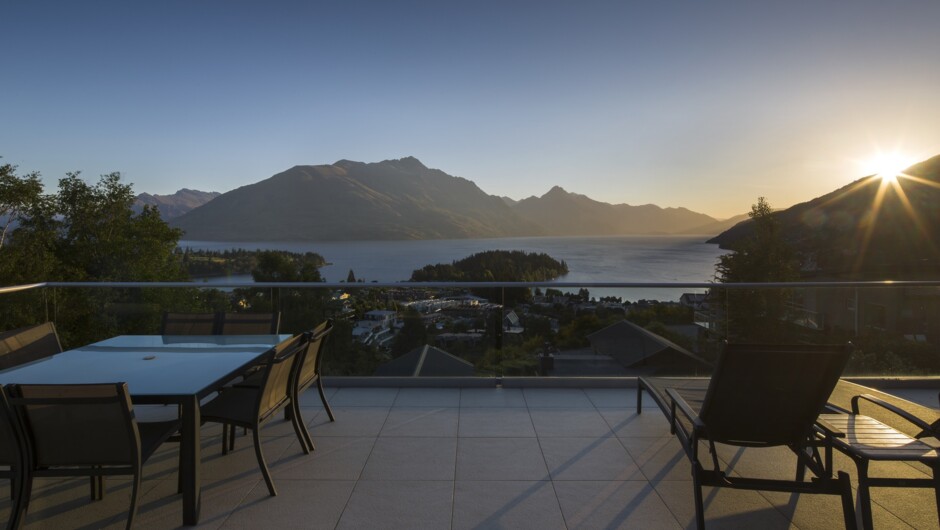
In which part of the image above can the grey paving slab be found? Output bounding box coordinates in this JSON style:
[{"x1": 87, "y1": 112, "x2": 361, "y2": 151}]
[
  {"x1": 380, "y1": 406, "x2": 459, "y2": 437},
  {"x1": 584, "y1": 387, "x2": 639, "y2": 408},
  {"x1": 529, "y1": 408, "x2": 614, "y2": 438},
  {"x1": 540, "y1": 436, "x2": 643, "y2": 481},
  {"x1": 136, "y1": 475, "x2": 261, "y2": 530},
  {"x1": 458, "y1": 407, "x2": 536, "y2": 437},
  {"x1": 274, "y1": 436, "x2": 376, "y2": 480},
  {"x1": 393, "y1": 387, "x2": 461, "y2": 407},
  {"x1": 461, "y1": 387, "x2": 526, "y2": 407},
  {"x1": 456, "y1": 437, "x2": 550, "y2": 481},
  {"x1": 219, "y1": 479, "x2": 355, "y2": 529},
  {"x1": 555, "y1": 480, "x2": 682, "y2": 529},
  {"x1": 360, "y1": 436, "x2": 458, "y2": 480},
  {"x1": 338, "y1": 480, "x2": 454, "y2": 530},
  {"x1": 862, "y1": 484, "x2": 940, "y2": 530},
  {"x1": 523, "y1": 388, "x2": 594, "y2": 407},
  {"x1": 599, "y1": 408, "x2": 673, "y2": 437},
  {"x1": 6, "y1": 385, "x2": 936, "y2": 530},
  {"x1": 634, "y1": 437, "x2": 693, "y2": 483},
  {"x1": 199, "y1": 433, "x2": 298, "y2": 481},
  {"x1": 758, "y1": 488, "x2": 911, "y2": 530},
  {"x1": 654, "y1": 480, "x2": 793, "y2": 530},
  {"x1": 307, "y1": 406, "x2": 390, "y2": 437},
  {"x1": 330, "y1": 387, "x2": 399, "y2": 406},
  {"x1": 885, "y1": 388, "x2": 940, "y2": 409},
  {"x1": 452, "y1": 480, "x2": 566, "y2": 530},
  {"x1": 296, "y1": 385, "x2": 338, "y2": 408}
]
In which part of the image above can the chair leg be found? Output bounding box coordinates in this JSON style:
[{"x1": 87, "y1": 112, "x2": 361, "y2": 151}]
[
  {"x1": 292, "y1": 399, "x2": 314, "y2": 453},
  {"x1": 932, "y1": 465, "x2": 940, "y2": 530},
  {"x1": 124, "y1": 469, "x2": 141, "y2": 530},
  {"x1": 855, "y1": 459, "x2": 873, "y2": 530},
  {"x1": 251, "y1": 427, "x2": 277, "y2": 496},
  {"x1": 692, "y1": 468, "x2": 706, "y2": 530},
  {"x1": 221, "y1": 423, "x2": 229, "y2": 455},
  {"x1": 12, "y1": 474, "x2": 33, "y2": 530},
  {"x1": 837, "y1": 471, "x2": 858, "y2": 530},
  {"x1": 317, "y1": 379, "x2": 335, "y2": 422},
  {"x1": 9, "y1": 469, "x2": 27, "y2": 530}
]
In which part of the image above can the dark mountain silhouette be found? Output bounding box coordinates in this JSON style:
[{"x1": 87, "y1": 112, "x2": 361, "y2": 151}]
[
  {"x1": 134, "y1": 189, "x2": 220, "y2": 219},
  {"x1": 709, "y1": 154, "x2": 940, "y2": 279},
  {"x1": 171, "y1": 157, "x2": 544, "y2": 241},
  {"x1": 170, "y1": 157, "x2": 727, "y2": 241},
  {"x1": 510, "y1": 186, "x2": 718, "y2": 235}
]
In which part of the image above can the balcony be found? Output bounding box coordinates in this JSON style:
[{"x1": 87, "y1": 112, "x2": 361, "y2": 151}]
[
  {"x1": 1, "y1": 281, "x2": 939, "y2": 528},
  {"x1": 0, "y1": 384, "x2": 936, "y2": 529}
]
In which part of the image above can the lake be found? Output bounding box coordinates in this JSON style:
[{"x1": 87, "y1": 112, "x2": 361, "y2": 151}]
[{"x1": 179, "y1": 235, "x2": 728, "y2": 302}]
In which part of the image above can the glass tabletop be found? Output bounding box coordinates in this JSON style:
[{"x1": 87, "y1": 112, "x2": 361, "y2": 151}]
[{"x1": 0, "y1": 334, "x2": 292, "y2": 398}]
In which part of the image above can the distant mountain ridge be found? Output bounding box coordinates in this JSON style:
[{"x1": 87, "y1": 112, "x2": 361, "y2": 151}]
[
  {"x1": 171, "y1": 157, "x2": 544, "y2": 241},
  {"x1": 709, "y1": 154, "x2": 940, "y2": 279},
  {"x1": 169, "y1": 157, "x2": 729, "y2": 241},
  {"x1": 511, "y1": 186, "x2": 717, "y2": 235},
  {"x1": 134, "y1": 189, "x2": 220, "y2": 219}
]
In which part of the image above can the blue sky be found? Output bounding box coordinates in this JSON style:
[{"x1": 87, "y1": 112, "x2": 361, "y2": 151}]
[{"x1": 2, "y1": 0, "x2": 939, "y2": 218}]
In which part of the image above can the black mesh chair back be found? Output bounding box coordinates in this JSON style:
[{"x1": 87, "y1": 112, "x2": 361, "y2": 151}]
[
  {"x1": 202, "y1": 333, "x2": 307, "y2": 497},
  {"x1": 296, "y1": 320, "x2": 334, "y2": 392},
  {"x1": 0, "y1": 322, "x2": 63, "y2": 370},
  {"x1": 7, "y1": 383, "x2": 180, "y2": 530},
  {"x1": 160, "y1": 312, "x2": 219, "y2": 335},
  {"x1": 699, "y1": 343, "x2": 853, "y2": 447},
  {"x1": 13, "y1": 384, "x2": 139, "y2": 467},
  {"x1": 219, "y1": 312, "x2": 280, "y2": 335},
  {"x1": 287, "y1": 320, "x2": 336, "y2": 452},
  {"x1": 256, "y1": 334, "x2": 306, "y2": 419}
]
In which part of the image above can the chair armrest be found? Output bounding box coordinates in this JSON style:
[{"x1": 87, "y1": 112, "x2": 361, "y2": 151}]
[
  {"x1": 665, "y1": 387, "x2": 705, "y2": 430},
  {"x1": 851, "y1": 393, "x2": 935, "y2": 436},
  {"x1": 814, "y1": 417, "x2": 845, "y2": 438}
]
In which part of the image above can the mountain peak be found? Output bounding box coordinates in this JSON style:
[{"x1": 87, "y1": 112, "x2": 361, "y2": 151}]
[{"x1": 382, "y1": 156, "x2": 427, "y2": 171}]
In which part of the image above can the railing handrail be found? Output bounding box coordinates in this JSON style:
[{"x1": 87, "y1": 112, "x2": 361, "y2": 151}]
[{"x1": 3, "y1": 280, "x2": 940, "y2": 293}]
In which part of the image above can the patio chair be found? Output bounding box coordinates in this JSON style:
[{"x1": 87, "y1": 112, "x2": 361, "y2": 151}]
[
  {"x1": 159, "y1": 312, "x2": 219, "y2": 335},
  {"x1": 218, "y1": 312, "x2": 280, "y2": 335},
  {"x1": 289, "y1": 320, "x2": 335, "y2": 452},
  {"x1": 654, "y1": 343, "x2": 857, "y2": 529},
  {"x1": 6, "y1": 383, "x2": 181, "y2": 530},
  {"x1": 818, "y1": 394, "x2": 940, "y2": 529},
  {"x1": 0, "y1": 322, "x2": 62, "y2": 371},
  {"x1": 200, "y1": 333, "x2": 308, "y2": 496},
  {"x1": 0, "y1": 387, "x2": 26, "y2": 530}
]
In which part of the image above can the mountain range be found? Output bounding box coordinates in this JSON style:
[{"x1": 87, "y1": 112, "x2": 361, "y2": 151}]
[
  {"x1": 168, "y1": 157, "x2": 741, "y2": 241},
  {"x1": 134, "y1": 189, "x2": 220, "y2": 219},
  {"x1": 709, "y1": 154, "x2": 940, "y2": 279}
]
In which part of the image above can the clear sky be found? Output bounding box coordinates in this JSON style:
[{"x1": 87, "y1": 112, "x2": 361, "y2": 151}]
[{"x1": 2, "y1": 0, "x2": 939, "y2": 219}]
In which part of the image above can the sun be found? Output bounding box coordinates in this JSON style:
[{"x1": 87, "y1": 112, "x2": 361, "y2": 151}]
[{"x1": 859, "y1": 151, "x2": 916, "y2": 182}]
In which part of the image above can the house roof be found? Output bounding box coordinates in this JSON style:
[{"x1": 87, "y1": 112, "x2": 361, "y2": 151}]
[
  {"x1": 374, "y1": 344, "x2": 475, "y2": 377},
  {"x1": 587, "y1": 320, "x2": 709, "y2": 371}
]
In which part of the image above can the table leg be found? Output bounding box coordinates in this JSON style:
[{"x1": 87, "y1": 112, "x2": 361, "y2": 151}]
[{"x1": 180, "y1": 395, "x2": 201, "y2": 525}]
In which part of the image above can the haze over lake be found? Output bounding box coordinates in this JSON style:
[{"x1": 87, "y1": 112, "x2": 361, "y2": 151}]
[{"x1": 180, "y1": 235, "x2": 727, "y2": 302}]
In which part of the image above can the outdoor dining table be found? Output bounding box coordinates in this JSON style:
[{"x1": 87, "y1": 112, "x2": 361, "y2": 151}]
[{"x1": 0, "y1": 333, "x2": 291, "y2": 526}]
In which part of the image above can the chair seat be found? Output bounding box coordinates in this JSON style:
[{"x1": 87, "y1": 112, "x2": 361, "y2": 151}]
[
  {"x1": 818, "y1": 413, "x2": 940, "y2": 462},
  {"x1": 138, "y1": 420, "x2": 184, "y2": 460},
  {"x1": 201, "y1": 388, "x2": 264, "y2": 426}
]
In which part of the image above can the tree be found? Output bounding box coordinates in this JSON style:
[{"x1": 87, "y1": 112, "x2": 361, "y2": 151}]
[
  {"x1": 391, "y1": 308, "x2": 428, "y2": 358},
  {"x1": 0, "y1": 162, "x2": 44, "y2": 250},
  {"x1": 713, "y1": 197, "x2": 798, "y2": 342},
  {"x1": 1, "y1": 170, "x2": 191, "y2": 346},
  {"x1": 346, "y1": 269, "x2": 357, "y2": 283},
  {"x1": 246, "y1": 250, "x2": 328, "y2": 334}
]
